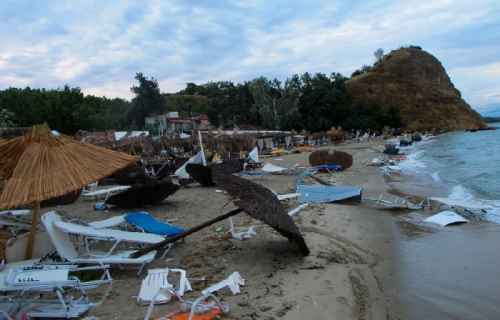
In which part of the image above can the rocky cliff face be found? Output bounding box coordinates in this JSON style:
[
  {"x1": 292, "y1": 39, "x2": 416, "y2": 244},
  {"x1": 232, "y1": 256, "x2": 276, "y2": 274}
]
[{"x1": 346, "y1": 47, "x2": 486, "y2": 131}]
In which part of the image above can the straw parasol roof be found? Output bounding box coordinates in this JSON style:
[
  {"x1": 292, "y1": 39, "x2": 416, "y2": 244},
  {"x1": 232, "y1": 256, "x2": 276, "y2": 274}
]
[{"x1": 0, "y1": 124, "x2": 138, "y2": 209}]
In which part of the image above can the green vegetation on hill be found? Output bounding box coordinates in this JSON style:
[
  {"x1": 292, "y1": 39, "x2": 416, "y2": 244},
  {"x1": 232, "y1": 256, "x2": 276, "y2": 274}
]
[{"x1": 0, "y1": 71, "x2": 401, "y2": 134}]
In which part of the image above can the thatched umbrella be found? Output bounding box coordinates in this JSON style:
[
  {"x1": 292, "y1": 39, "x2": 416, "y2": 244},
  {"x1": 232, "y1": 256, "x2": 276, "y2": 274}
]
[
  {"x1": 0, "y1": 124, "x2": 137, "y2": 258},
  {"x1": 131, "y1": 167, "x2": 310, "y2": 258}
]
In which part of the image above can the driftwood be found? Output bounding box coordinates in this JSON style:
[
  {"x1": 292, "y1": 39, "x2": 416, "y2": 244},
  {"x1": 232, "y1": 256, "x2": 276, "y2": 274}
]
[{"x1": 309, "y1": 149, "x2": 353, "y2": 170}]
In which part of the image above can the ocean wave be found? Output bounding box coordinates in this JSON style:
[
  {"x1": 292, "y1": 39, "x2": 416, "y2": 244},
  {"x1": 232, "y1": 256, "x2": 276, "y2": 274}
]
[
  {"x1": 440, "y1": 185, "x2": 500, "y2": 223},
  {"x1": 397, "y1": 150, "x2": 427, "y2": 173}
]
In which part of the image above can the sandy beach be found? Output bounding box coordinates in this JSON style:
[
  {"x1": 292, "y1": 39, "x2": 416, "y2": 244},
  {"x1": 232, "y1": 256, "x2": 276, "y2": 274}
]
[{"x1": 37, "y1": 139, "x2": 411, "y2": 320}]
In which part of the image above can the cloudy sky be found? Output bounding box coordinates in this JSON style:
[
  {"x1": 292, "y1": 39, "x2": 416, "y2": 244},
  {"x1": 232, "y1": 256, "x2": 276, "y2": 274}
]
[{"x1": 1, "y1": 0, "x2": 499, "y2": 112}]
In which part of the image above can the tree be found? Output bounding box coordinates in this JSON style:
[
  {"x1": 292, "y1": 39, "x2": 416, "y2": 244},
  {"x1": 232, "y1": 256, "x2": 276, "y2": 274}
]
[
  {"x1": 0, "y1": 108, "x2": 15, "y2": 127},
  {"x1": 249, "y1": 77, "x2": 278, "y2": 129},
  {"x1": 127, "y1": 73, "x2": 165, "y2": 127},
  {"x1": 374, "y1": 48, "x2": 384, "y2": 63}
]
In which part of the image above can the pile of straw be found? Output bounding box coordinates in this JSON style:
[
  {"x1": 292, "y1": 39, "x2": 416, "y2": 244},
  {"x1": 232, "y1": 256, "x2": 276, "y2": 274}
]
[{"x1": 309, "y1": 149, "x2": 353, "y2": 170}]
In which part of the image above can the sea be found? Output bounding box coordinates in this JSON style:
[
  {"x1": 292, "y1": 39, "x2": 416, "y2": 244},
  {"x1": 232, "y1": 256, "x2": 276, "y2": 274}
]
[
  {"x1": 386, "y1": 122, "x2": 500, "y2": 320},
  {"x1": 388, "y1": 122, "x2": 500, "y2": 212}
]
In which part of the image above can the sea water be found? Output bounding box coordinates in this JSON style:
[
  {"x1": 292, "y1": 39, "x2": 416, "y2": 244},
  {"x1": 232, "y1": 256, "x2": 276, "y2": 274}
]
[
  {"x1": 390, "y1": 123, "x2": 500, "y2": 208},
  {"x1": 388, "y1": 123, "x2": 500, "y2": 319}
]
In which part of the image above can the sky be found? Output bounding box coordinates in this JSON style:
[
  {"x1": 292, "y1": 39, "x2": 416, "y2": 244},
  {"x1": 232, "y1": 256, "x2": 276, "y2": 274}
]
[{"x1": 1, "y1": 0, "x2": 500, "y2": 112}]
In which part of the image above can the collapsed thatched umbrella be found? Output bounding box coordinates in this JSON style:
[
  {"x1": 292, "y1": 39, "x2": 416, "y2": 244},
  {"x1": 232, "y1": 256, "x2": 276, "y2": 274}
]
[
  {"x1": 0, "y1": 124, "x2": 137, "y2": 258},
  {"x1": 185, "y1": 159, "x2": 244, "y2": 187},
  {"x1": 131, "y1": 167, "x2": 309, "y2": 258}
]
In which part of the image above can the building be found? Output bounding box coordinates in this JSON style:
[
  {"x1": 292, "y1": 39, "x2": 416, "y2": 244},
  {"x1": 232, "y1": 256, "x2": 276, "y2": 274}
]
[{"x1": 145, "y1": 112, "x2": 211, "y2": 136}]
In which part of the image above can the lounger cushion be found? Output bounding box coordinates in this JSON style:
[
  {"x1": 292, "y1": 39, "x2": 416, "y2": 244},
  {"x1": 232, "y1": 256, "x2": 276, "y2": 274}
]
[{"x1": 125, "y1": 212, "x2": 184, "y2": 237}]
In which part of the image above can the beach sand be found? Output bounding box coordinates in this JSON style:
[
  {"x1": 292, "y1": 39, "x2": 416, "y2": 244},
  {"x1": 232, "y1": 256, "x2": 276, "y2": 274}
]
[{"x1": 41, "y1": 141, "x2": 407, "y2": 320}]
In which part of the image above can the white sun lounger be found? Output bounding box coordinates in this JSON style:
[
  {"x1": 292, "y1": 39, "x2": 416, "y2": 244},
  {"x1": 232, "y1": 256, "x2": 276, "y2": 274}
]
[
  {"x1": 0, "y1": 210, "x2": 33, "y2": 231},
  {"x1": 41, "y1": 212, "x2": 157, "y2": 274},
  {"x1": 53, "y1": 220, "x2": 165, "y2": 245},
  {"x1": 0, "y1": 210, "x2": 31, "y2": 217},
  {"x1": 0, "y1": 262, "x2": 112, "y2": 319},
  {"x1": 87, "y1": 214, "x2": 127, "y2": 229},
  {"x1": 81, "y1": 185, "x2": 131, "y2": 200}
]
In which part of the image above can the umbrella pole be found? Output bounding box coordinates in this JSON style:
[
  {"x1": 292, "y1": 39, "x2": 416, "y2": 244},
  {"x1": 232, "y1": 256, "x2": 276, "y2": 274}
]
[
  {"x1": 130, "y1": 208, "x2": 243, "y2": 258},
  {"x1": 25, "y1": 202, "x2": 40, "y2": 259}
]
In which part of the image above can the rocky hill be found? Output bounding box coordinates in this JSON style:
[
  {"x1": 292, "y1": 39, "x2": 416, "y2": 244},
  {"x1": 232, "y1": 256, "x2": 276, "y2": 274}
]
[{"x1": 346, "y1": 47, "x2": 486, "y2": 131}]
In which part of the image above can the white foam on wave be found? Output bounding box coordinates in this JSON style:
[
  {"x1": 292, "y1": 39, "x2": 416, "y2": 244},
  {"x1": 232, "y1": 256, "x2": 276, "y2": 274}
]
[
  {"x1": 397, "y1": 150, "x2": 427, "y2": 173},
  {"x1": 432, "y1": 185, "x2": 500, "y2": 223}
]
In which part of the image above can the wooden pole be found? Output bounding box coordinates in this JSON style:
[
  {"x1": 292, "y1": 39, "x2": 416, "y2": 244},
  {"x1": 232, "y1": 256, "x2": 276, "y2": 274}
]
[
  {"x1": 25, "y1": 201, "x2": 40, "y2": 259},
  {"x1": 130, "y1": 208, "x2": 244, "y2": 258}
]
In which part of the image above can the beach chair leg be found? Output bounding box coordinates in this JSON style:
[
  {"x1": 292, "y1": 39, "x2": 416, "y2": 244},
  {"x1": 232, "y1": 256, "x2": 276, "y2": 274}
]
[
  {"x1": 55, "y1": 289, "x2": 70, "y2": 317},
  {"x1": 160, "y1": 244, "x2": 172, "y2": 259},
  {"x1": 138, "y1": 262, "x2": 146, "y2": 276}
]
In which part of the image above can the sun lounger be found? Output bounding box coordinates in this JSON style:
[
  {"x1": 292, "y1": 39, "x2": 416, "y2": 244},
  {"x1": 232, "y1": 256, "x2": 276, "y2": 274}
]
[
  {"x1": 0, "y1": 210, "x2": 33, "y2": 231},
  {"x1": 81, "y1": 185, "x2": 131, "y2": 200},
  {"x1": 261, "y1": 163, "x2": 287, "y2": 173},
  {"x1": 87, "y1": 214, "x2": 127, "y2": 229},
  {"x1": 125, "y1": 212, "x2": 184, "y2": 237},
  {"x1": 0, "y1": 262, "x2": 112, "y2": 319},
  {"x1": 296, "y1": 184, "x2": 362, "y2": 203},
  {"x1": 54, "y1": 219, "x2": 165, "y2": 244},
  {"x1": 0, "y1": 210, "x2": 31, "y2": 217},
  {"x1": 41, "y1": 211, "x2": 157, "y2": 274}
]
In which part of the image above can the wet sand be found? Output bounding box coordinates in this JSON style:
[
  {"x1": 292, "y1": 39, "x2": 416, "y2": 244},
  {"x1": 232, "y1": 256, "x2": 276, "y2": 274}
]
[{"x1": 35, "y1": 140, "x2": 500, "y2": 319}]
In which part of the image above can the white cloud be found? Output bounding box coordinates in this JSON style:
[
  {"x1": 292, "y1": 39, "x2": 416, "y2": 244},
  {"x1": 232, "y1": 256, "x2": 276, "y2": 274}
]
[{"x1": 0, "y1": 0, "x2": 499, "y2": 109}]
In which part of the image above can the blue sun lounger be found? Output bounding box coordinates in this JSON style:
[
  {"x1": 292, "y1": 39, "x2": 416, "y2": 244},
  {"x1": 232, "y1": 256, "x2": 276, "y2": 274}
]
[{"x1": 125, "y1": 212, "x2": 185, "y2": 237}]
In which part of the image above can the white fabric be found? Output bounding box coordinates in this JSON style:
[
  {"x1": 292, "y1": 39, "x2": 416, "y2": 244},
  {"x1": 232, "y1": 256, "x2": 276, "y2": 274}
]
[
  {"x1": 54, "y1": 220, "x2": 164, "y2": 244},
  {"x1": 202, "y1": 272, "x2": 245, "y2": 296},
  {"x1": 175, "y1": 151, "x2": 205, "y2": 179},
  {"x1": 248, "y1": 147, "x2": 259, "y2": 163},
  {"x1": 424, "y1": 211, "x2": 468, "y2": 226},
  {"x1": 262, "y1": 163, "x2": 287, "y2": 173}
]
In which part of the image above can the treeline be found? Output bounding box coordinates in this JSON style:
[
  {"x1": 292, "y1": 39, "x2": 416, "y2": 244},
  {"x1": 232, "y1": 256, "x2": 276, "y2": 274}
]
[
  {"x1": 0, "y1": 86, "x2": 130, "y2": 133},
  {"x1": 178, "y1": 73, "x2": 401, "y2": 132},
  {"x1": 0, "y1": 71, "x2": 401, "y2": 134}
]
